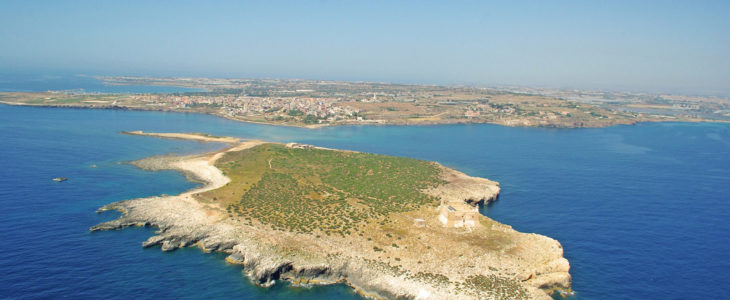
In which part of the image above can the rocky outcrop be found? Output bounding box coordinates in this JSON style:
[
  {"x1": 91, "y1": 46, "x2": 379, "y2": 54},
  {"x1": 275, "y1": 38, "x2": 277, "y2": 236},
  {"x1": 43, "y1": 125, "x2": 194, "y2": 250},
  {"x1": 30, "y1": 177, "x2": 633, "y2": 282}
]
[
  {"x1": 427, "y1": 166, "x2": 501, "y2": 205},
  {"x1": 91, "y1": 195, "x2": 427, "y2": 299},
  {"x1": 90, "y1": 137, "x2": 571, "y2": 299}
]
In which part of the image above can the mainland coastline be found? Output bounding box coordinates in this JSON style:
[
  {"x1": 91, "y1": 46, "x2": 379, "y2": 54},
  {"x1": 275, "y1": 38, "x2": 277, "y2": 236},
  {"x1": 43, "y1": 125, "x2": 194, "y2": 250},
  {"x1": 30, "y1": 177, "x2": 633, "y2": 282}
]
[
  {"x1": 3, "y1": 76, "x2": 727, "y2": 130},
  {"x1": 91, "y1": 132, "x2": 572, "y2": 299}
]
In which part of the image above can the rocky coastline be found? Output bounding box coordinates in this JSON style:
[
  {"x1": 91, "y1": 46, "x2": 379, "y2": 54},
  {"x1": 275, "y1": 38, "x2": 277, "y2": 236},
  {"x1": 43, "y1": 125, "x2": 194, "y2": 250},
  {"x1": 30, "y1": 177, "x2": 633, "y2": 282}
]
[{"x1": 91, "y1": 133, "x2": 571, "y2": 299}]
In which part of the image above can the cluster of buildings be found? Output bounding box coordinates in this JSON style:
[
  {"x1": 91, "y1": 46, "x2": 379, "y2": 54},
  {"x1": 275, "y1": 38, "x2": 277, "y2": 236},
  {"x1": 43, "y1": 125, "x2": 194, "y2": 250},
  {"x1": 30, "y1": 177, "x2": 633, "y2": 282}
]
[
  {"x1": 131, "y1": 94, "x2": 361, "y2": 122},
  {"x1": 464, "y1": 102, "x2": 517, "y2": 117},
  {"x1": 671, "y1": 103, "x2": 701, "y2": 110}
]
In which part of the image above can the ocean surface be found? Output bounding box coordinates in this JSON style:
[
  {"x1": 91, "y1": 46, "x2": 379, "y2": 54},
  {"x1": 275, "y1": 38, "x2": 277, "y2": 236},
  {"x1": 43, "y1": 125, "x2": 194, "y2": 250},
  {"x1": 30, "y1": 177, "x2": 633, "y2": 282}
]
[
  {"x1": 1, "y1": 104, "x2": 729, "y2": 299},
  {"x1": 0, "y1": 74, "x2": 203, "y2": 93}
]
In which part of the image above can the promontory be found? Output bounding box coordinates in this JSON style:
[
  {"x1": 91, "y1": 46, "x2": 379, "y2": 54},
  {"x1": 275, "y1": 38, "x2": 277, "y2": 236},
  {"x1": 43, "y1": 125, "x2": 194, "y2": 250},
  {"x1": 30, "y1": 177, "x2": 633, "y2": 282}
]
[{"x1": 91, "y1": 132, "x2": 572, "y2": 299}]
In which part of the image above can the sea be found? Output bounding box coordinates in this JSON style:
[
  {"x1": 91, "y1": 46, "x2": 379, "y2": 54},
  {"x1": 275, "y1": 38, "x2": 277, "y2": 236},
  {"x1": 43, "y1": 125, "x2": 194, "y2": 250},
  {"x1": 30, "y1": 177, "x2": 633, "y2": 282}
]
[
  {"x1": 1, "y1": 77, "x2": 729, "y2": 299},
  {"x1": 0, "y1": 73, "x2": 203, "y2": 94}
]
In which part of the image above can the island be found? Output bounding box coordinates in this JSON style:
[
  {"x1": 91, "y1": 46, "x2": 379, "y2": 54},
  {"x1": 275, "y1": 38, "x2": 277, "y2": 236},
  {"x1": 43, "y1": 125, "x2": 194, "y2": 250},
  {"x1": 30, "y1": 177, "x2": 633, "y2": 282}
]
[
  {"x1": 2, "y1": 76, "x2": 728, "y2": 129},
  {"x1": 91, "y1": 132, "x2": 572, "y2": 299}
]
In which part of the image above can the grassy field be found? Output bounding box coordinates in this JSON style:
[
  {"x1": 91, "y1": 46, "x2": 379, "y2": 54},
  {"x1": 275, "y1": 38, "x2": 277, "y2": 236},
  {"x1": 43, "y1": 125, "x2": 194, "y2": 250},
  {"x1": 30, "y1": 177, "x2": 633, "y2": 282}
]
[{"x1": 201, "y1": 144, "x2": 444, "y2": 236}]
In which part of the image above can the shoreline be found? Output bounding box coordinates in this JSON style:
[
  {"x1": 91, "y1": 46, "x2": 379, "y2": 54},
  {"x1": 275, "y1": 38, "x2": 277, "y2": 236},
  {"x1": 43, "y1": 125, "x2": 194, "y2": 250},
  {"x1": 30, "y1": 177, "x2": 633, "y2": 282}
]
[
  {"x1": 121, "y1": 130, "x2": 242, "y2": 144},
  {"x1": 3, "y1": 101, "x2": 726, "y2": 130},
  {"x1": 91, "y1": 132, "x2": 572, "y2": 299}
]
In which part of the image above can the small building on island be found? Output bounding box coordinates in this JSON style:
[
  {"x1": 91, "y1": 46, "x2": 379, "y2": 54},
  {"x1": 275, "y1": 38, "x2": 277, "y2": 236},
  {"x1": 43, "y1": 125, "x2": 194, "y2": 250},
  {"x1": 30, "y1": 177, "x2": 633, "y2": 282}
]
[{"x1": 438, "y1": 201, "x2": 480, "y2": 228}]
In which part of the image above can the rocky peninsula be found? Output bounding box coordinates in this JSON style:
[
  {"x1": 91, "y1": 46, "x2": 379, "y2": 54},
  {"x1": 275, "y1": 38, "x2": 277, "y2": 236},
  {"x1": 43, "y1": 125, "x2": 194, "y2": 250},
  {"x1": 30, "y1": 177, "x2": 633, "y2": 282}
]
[{"x1": 91, "y1": 132, "x2": 572, "y2": 299}]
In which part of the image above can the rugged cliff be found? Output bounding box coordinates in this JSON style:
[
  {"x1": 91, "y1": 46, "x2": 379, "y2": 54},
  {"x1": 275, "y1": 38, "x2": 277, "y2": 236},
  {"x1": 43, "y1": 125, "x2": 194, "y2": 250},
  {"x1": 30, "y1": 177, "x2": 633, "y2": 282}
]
[{"x1": 91, "y1": 133, "x2": 571, "y2": 299}]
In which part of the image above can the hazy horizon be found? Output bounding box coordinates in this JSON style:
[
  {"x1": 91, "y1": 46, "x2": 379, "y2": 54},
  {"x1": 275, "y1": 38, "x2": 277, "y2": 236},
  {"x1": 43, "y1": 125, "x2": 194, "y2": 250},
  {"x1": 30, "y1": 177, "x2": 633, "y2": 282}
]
[{"x1": 1, "y1": 1, "x2": 729, "y2": 96}]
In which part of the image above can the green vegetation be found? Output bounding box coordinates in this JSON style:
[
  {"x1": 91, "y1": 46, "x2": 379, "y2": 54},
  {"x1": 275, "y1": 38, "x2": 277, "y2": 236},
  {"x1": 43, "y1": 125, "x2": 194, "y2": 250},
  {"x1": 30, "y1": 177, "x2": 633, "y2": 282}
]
[
  {"x1": 209, "y1": 143, "x2": 443, "y2": 236},
  {"x1": 302, "y1": 114, "x2": 320, "y2": 124},
  {"x1": 411, "y1": 271, "x2": 451, "y2": 287},
  {"x1": 287, "y1": 109, "x2": 304, "y2": 116},
  {"x1": 462, "y1": 275, "x2": 528, "y2": 299}
]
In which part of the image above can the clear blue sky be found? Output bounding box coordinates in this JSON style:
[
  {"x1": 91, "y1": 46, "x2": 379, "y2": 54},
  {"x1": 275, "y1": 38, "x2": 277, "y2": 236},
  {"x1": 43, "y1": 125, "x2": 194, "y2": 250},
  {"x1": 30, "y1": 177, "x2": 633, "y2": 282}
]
[{"x1": 1, "y1": 0, "x2": 729, "y2": 95}]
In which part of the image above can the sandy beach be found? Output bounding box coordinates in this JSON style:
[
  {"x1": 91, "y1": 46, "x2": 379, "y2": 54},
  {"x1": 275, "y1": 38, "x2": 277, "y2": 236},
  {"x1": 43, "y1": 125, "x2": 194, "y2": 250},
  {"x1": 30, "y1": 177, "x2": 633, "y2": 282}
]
[{"x1": 122, "y1": 130, "x2": 242, "y2": 144}]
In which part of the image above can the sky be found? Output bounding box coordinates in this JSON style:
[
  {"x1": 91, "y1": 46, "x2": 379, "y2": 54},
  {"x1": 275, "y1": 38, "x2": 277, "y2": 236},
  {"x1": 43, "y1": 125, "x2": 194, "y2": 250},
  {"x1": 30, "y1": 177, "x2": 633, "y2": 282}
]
[{"x1": 1, "y1": 0, "x2": 729, "y2": 95}]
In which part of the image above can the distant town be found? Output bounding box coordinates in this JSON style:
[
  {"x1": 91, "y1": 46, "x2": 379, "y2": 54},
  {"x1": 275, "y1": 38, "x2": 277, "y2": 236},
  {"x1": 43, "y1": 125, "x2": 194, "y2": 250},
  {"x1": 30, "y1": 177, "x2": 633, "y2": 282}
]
[{"x1": 1, "y1": 76, "x2": 728, "y2": 128}]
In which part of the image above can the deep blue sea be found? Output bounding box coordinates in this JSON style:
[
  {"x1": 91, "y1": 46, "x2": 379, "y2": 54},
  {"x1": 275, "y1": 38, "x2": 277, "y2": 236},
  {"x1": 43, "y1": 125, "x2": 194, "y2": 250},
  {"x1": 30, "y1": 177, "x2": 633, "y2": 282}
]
[{"x1": 1, "y1": 104, "x2": 729, "y2": 299}]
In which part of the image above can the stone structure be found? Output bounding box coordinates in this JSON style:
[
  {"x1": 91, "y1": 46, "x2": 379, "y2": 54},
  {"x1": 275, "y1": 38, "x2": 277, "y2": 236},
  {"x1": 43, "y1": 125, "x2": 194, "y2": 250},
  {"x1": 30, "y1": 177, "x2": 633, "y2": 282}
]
[{"x1": 438, "y1": 201, "x2": 480, "y2": 228}]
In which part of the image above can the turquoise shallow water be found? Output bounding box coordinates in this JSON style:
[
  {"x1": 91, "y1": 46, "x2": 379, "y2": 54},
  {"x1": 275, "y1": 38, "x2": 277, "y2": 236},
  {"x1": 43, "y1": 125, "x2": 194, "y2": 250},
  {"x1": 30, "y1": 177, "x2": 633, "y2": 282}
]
[
  {"x1": 1, "y1": 104, "x2": 729, "y2": 299},
  {"x1": 0, "y1": 74, "x2": 203, "y2": 93}
]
